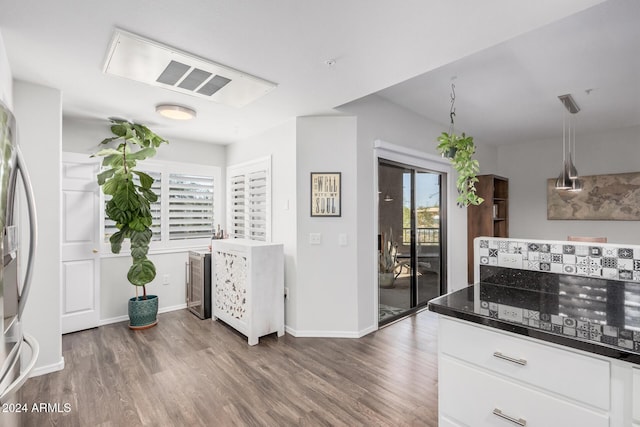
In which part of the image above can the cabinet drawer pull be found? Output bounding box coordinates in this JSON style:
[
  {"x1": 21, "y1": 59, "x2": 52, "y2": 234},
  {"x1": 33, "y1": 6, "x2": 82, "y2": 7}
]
[
  {"x1": 493, "y1": 408, "x2": 527, "y2": 426},
  {"x1": 493, "y1": 351, "x2": 527, "y2": 366}
]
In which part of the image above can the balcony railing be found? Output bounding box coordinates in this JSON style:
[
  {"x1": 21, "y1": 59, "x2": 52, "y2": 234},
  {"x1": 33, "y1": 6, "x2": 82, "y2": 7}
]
[{"x1": 402, "y1": 227, "x2": 439, "y2": 245}]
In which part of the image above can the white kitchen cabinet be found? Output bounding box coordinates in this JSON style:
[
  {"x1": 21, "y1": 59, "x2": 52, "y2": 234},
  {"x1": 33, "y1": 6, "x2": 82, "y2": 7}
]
[
  {"x1": 437, "y1": 317, "x2": 620, "y2": 426},
  {"x1": 440, "y1": 316, "x2": 610, "y2": 410},
  {"x1": 440, "y1": 356, "x2": 609, "y2": 427},
  {"x1": 634, "y1": 368, "x2": 640, "y2": 423},
  {"x1": 211, "y1": 239, "x2": 284, "y2": 345}
]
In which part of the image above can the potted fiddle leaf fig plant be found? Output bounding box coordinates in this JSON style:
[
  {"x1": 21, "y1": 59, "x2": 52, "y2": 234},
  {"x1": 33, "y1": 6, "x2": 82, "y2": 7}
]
[
  {"x1": 437, "y1": 131, "x2": 484, "y2": 207},
  {"x1": 92, "y1": 118, "x2": 168, "y2": 330}
]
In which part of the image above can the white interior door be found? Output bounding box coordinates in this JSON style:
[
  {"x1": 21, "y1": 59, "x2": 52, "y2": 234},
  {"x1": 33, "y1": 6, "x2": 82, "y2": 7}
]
[{"x1": 61, "y1": 153, "x2": 101, "y2": 334}]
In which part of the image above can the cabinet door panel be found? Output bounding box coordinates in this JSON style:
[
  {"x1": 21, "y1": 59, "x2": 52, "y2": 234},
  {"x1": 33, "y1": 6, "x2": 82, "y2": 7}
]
[
  {"x1": 439, "y1": 356, "x2": 609, "y2": 427},
  {"x1": 440, "y1": 318, "x2": 610, "y2": 410},
  {"x1": 633, "y1": 368, "x2": 640, "y2": 422}
]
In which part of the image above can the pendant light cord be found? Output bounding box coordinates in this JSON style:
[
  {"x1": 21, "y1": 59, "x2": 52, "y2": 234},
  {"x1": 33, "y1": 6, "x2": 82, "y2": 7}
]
[{"x1": 562, "y1": 110, "x2": 566, "y2": 167}]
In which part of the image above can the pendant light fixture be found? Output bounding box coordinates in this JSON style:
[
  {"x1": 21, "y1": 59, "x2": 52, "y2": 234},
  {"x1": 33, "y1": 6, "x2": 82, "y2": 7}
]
[{"x1": 555, "y1": 94, "x2": 581, "y2": 191}]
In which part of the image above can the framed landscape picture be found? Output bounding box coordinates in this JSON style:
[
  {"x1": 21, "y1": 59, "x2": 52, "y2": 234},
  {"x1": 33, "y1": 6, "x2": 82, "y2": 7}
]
[{"x1": 310, "y1": 172, "x2": 341, "y2": 217}]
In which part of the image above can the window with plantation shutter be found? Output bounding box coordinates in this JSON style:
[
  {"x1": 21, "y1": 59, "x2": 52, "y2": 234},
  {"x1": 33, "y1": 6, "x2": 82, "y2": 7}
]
[
  {"x1": 227, "y1": 157, "x2": 271, "y2": 242},
  {"x1": 168, "y1": 173, "x2": 214, "y2": 240},
  {"x1": 101, "y1": 160, "x2": 221, "y2": 253}
]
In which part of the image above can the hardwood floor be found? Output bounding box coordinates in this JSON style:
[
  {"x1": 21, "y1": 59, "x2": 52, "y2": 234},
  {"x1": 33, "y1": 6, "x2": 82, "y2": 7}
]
[{"x1": 21, "y1": 309, "x2": 439, "y2": 426}]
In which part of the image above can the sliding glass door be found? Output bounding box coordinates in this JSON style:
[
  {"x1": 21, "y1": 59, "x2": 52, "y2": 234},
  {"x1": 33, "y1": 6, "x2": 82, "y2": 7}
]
[{"x1": 378, "y1": 159, "x2": 445, "y2": 325}]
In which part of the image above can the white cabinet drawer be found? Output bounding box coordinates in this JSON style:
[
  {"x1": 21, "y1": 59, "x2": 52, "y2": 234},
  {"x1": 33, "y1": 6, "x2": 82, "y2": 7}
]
[
  {"x1": 633, "y1": 368, "x2": 640, "y2": 422},
  {"x1": 439, "y1": 318, "x2": 610, "y2": 410},
  {"x1": 439, "y1": 415, "x2": 463, "y2": 427},
  {"x1": 440, "y1": 356, "x2": 609, "y2": 427}
]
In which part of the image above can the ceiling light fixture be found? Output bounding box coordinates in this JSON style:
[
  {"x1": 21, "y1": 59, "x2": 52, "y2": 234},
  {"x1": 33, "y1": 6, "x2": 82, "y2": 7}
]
[
  {"x1": 555, "y1": 94, "x2": 581, "y2": 191},
  {"x1": 156, "y1": 104, "x2": 196, "y2": 120}
]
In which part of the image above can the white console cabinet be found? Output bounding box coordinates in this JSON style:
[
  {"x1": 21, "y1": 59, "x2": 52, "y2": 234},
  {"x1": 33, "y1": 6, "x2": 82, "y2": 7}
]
[
  {"x1": 211, "y1": 239, "x2": 284, "y2": 345},
  {"x1": 438, "y1": 317, "x2": 638, "y2": 426}
]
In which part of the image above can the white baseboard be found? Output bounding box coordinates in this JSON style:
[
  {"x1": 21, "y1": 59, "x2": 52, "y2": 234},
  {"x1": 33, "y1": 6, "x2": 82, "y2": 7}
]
[
  {"x1": 98, "y1": 303, "x2": 187, "y2": 326},
  {"x1": 285, "y1": 324, "x2": 378, "y2": 338},
  {"x1": 29, "y1": 357, "x2": 65, "y2": 378}
]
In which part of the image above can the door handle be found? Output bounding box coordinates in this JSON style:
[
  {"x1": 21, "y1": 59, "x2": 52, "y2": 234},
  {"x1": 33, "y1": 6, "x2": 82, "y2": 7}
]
[
  {"x1": 492, "y1": 408, "x2": 527, "y2": 426},
  {"x1": 493, "y1": 351, "x2": 527, "y2": 366},
  {"x1": 16, "y1": 147, "x2": 38, "y2": 319},
  {"x1": 92, "y1": 249, "x2": 99, "y2": 254},
  {"x1": 0, "y1": 334, "x2": 39, "y2": 403}
]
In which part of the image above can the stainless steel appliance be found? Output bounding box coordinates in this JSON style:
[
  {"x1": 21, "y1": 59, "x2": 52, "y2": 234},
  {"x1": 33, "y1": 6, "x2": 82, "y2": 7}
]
[
  {"x1": 0, "y1": 100, "x2": 39, "y2": 412},
  {"x1": 186, "y1": 250, "x2": 211, "y2": 319}
]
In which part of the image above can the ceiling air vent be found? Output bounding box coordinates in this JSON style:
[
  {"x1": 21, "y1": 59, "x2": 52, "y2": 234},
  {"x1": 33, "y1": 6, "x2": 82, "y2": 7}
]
[{"x1": 103, "y1": 29, "x2": 276, "y2": 108}]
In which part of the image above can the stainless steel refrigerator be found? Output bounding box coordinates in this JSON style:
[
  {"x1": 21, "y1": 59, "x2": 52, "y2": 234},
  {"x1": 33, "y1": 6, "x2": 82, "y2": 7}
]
[{"x1": 0, "y1": 99, "x2": 39, "y2": 419}]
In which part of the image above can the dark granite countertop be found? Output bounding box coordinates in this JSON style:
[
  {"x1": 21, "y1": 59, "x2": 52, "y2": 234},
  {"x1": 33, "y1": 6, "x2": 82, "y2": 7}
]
[{"x1": 428, "y1": 266, "x2": 640, "y2": 365}]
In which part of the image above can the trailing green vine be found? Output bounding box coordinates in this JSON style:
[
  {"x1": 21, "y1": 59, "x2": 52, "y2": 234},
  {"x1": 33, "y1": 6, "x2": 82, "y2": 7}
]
[
  {"x1": 437, "y1": 132, "x2": 483, "y2": 207},
  {"x1": 436, "y1": 83, "x2": 484, "y2": 207}
]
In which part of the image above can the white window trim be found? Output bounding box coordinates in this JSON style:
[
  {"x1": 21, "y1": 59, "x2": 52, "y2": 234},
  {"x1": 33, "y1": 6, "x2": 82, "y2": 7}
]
[
  {"x1": 100, "y1": 159, "x2": 222, "y2": 255},
  {"x1": 226, "y1": 156, "x2": 272, "y2": 242}
]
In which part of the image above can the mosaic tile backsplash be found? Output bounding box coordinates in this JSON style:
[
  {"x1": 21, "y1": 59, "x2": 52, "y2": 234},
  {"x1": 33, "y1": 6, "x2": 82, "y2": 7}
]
[{"x1": 476, "y1": 237, "x2": 640, "y2": 282}]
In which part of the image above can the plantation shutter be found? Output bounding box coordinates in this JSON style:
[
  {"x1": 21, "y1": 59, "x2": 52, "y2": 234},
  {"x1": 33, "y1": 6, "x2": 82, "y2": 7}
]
[
  {"x1": 168, "y1": 173, "x2": 214, "y2": 240},
  {"x1": 229, "y1": 173, "x2": 247, "y2": 239},
  {"x1": 227, "y1": 157, "x2": 271, "y2": 242},
  {"x1": 247, "y1": 170, "x2": 267, "y2": 241},
  {"x1": 104, "y1": 170, "x2": 161, "y2": 242}
]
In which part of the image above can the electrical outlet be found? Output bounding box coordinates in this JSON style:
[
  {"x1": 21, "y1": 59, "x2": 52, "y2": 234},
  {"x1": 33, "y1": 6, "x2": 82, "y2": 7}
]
[
  {"x1": 498, "y1": 253, "x2": 523, "y2": 269},
  {"x1": 498, "y1": 305, "x2": 523, "y2": 323},
  {"x1": 162, "y1": 274, "x2": 170, "y2": 285},
  {"x1": 309, "y1": 233, "x2": 322, "y2": 245}
]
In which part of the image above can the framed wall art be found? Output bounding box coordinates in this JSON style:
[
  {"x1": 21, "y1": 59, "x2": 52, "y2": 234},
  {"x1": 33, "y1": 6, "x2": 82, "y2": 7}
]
[
  {"x1": 547, "y1": 172, "x2": 640, "y2": 220},
  {"x1": 310, "y1": 172, "x2": 341, "y2": 217}
]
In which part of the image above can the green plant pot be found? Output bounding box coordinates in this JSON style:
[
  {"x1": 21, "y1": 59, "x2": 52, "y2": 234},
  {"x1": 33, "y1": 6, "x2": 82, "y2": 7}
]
[{"x1": 128, "y1": 295, "x2": 158, "y2": 330}]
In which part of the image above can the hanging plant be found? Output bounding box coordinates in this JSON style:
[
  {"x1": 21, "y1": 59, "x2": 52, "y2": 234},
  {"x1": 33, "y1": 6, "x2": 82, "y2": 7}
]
[
  {"x1": 436, "y1": 84, "x2": 484, "y2": 207},
  {"x1": 437, "y1": 132, "x2": 483, "y2": 206}
]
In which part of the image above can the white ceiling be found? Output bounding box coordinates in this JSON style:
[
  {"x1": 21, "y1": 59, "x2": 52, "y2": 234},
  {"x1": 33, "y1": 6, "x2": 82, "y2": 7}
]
[
  {"x1": 0, "y1": 0, "x2": 613, "y2": 146},
  {"x1": 375, "y1": 0, "x2": 640, "y2": 146}
]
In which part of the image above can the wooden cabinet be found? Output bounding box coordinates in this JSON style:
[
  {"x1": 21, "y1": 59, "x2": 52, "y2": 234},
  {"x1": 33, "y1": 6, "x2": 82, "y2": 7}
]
[
  {"x1": 467, "y1": 174, "x2": 508, "y2": 283},
  {"x1": 211, "y1": 239, "x2": 284, "y2": 345}
]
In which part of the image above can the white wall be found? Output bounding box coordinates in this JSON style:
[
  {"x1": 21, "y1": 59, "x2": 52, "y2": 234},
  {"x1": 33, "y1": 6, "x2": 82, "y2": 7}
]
[
  {"x1": 14, "y1": 80, "x2": 63, "y2": 374},
  {"x1": 225, "y1": 119, "x2": 298, "y2": 328},
  {"x1": 295, "y1": 116, "x2": 359, "y2": 335},
  {"x1": 0, "y1": 30, "x2": 11, "y2": 107},
  {"x1": 498, "y1": 125, "x2": 640, "y2": 244},
  {"x1": 62, "y1": 117, "x2": 227, "y2": 322},
  {"x1": 339, "y1": 94, "x2": 494, "y2": 330}
]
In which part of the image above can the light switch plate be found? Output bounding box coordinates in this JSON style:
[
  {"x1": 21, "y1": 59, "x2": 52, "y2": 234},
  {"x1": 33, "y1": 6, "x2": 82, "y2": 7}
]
[
  {"x1": 309, "y1": 233, "x2": 322, "y2": 245},
  {"x1": 338, "y1": 233, "x2": 347, "y2": 246}
]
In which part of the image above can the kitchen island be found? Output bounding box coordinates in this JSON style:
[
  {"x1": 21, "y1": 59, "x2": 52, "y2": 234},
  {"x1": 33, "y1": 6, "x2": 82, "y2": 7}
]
[{"x1": 429, "y1": 237, "x2": 640, "y2": 427}]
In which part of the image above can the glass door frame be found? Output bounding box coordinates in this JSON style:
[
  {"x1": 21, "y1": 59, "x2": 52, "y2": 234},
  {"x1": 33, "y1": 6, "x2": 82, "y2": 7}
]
[{"x1": 374, "y1": 140, "x2": 452, "y2": 326}]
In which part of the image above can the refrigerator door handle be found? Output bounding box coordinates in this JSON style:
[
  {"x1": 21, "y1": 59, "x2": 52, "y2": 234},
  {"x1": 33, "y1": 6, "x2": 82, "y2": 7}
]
[
  {"x1": 16, "y1": 146, "x2": 38, "y2": 319},
  {"x1": 0, "y1": 333, "x2": 39, "y2": 403}
]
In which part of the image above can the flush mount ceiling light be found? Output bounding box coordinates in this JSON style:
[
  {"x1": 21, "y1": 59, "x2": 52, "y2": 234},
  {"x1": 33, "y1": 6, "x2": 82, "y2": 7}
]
[
  {"x1": 555, "y1": 94, "x2": 582, "y2": 191},
  {"x1": 156, "y1": 104, "x2": 196, "y2": 120}
]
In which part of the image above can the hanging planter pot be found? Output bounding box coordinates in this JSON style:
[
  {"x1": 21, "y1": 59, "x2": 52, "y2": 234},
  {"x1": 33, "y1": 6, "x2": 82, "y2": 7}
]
[{"x1": 445, "y1": 147, "x2": 457, "y2": 159}]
